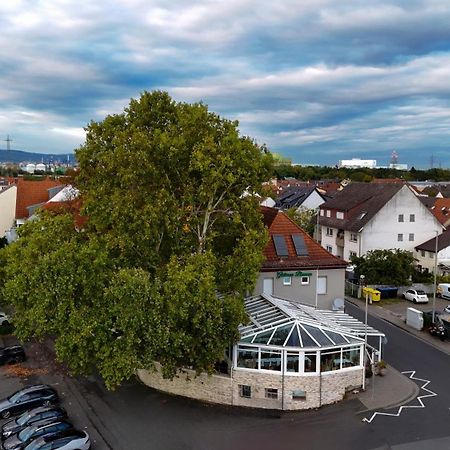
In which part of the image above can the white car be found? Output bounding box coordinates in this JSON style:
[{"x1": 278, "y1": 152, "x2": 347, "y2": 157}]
[
  {"x1": 402, "y1": 289, "x2": 429, "y2": 304},
  {"x1": 444, "y1": 305, "x2": 450, "y2": 314},
  {"x1": 0, "y1": 312, "x2": 10, "y2": 326}
]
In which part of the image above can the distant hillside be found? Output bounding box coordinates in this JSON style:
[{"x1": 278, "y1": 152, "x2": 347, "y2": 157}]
[{"x1": 0, "y1": 149, "x2": 76, "y2": 165}]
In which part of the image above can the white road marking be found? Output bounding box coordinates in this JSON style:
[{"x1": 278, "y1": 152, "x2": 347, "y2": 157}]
[{"x1": 362, "y1": 370, "x2": 437, "y2": 424}]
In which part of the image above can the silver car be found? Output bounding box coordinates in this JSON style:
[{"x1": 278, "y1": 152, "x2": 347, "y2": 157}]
[{"x1": 23, "y1": 430, "x2": 90, "y2": 450}]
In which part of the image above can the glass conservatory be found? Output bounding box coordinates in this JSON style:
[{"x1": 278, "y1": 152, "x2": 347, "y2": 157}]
[{"x1": 233, "y1": 294, "x2": 385, "y2": 376}]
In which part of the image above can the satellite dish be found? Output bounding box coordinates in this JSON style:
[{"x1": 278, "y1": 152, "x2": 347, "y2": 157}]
[{"x1": 332, "y1": 298, "x2": 345, "y2": 311}]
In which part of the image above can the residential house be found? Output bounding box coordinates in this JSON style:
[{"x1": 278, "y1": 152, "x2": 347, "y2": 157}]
[
  {"x1": 0, "y1": 185, "x2": 17, "y2": 237},
  {"x1": 415, "y1": 230, "x2": 450, "y2": 275},
  {"x1": 318, "y1": 182, "x2": 443, "y2": 260},
  {"x1": 275, "y1": 186, "x2": 327, "y2": 212},
  {"x1": 255, "y1": 207, "x2": 347, "y2": 310},
  {"x1": 5, "y1": 177, "x2": 65, "y2": 242}
]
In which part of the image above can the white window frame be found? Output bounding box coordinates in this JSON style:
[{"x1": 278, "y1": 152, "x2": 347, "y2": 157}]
[
  {"x1": 336, "y1": 211, "x2": 344, "y2": 219},
  {"x1": 349, "y1": 251, "x2": 357, "y2": 259},
  {"x1": 326, "y1": 227, "x2": 333, "y2": 236},
  {"x1": 409, "y1": 214, "x2": 415, "y2": 222},
  {"x1": 350, "y1": 233, "x2": 358, "y2": 242},
  {"x1": 409, "y1": 233, "x2": 414, "y2": 242},
  {"x1": 397, "y1": 233, "x2": 403, "y2": 242},
  {"x1": 283, "y1": 276, "x2": 292, "y2": 286},
  {"x1": 326, "y1": 210, "x2": 331, "y2": 218},
  {"x1": 265, "y1": 388, "x2": 278, "y2": 399},
  {"x1": 320, "y1": 209, "x2": 324, "y2": 216},
  {"x1": 326, "y1": 245, "x2": 332, "y2": 253},
  {"x1": 301, "y1": 276, "x2": 310, "y2": 285},
  {"x1": 398, "y1": 214, "x2": 404, "y2": 222}
]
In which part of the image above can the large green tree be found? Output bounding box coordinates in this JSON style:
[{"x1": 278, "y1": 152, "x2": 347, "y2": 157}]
[
  {"x1": 352, "y1": 249, "x2": 416, "y2": 285},
  {"x1": 1, "y1": 91, "x2": 272, "y2": 389}
]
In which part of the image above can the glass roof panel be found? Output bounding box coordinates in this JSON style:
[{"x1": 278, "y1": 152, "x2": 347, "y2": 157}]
[
  {"x1": 269, "y1": 325, "x2": 292, "y2": 346},
  {"x1": 239, "y1": 336, "x2": 254, "y2": 343},
  {"x1": 252, "y1": 329, "x2": 275, "y2": 344},
  {"x1": 302, "y1": 324, "x2": 334, "y2": 346},
  {"x1": 323, "y1": 330, "x2": 349, "y2": 345},
  {"x1": 298, "y1": 327, "x2": 318, "y2": 348},
  {"x1": 285, "y1": 325, "x2": 301, "y2": 347}
]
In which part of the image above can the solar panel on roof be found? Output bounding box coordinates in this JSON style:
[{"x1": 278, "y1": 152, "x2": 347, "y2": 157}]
[
  {"x1": 292, "y1": 234, "x2": 308, "y2": 256},
  {"x1": 273, "y1": 235, "x2": 289, "y2": 257}
]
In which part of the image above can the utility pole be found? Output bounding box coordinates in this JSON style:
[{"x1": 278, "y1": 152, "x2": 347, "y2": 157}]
[{"x1": 4, "y1": 135, "x2": 12, "y2": 151}]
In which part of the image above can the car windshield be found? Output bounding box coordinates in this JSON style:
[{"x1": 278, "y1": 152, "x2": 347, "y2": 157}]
[
  {"x1": 19, "y1": 425, "x2": 38, "y2": 441},
  {"x1": 416, "y1": 290, "x2": 426, "y2": 295},
  {"x1": 17, "y1": 411, "x2": 33, "y2": 426}
]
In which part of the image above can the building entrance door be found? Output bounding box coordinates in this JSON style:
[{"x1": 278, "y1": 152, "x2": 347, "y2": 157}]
[{"x1": 263, "y1": 278, "x2": 274, "y2": 295}]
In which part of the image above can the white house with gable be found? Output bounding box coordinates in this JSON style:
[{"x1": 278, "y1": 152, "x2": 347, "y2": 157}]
[{"x1": 319, "y1": 182, "x2": 443, "y2": 260}]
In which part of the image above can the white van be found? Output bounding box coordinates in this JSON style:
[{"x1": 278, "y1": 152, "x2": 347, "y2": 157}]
[{"x1": 437, "y1": 283, "x2": 450, "y2": 300}]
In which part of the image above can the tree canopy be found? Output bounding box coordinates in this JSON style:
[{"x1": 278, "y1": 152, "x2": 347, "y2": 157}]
[
  {"x1": 1, "y1": 91, "x2": 272, "y2": 389},
  {"x1": 351, "y1": 249, "x2": 416, "y2": 285}
]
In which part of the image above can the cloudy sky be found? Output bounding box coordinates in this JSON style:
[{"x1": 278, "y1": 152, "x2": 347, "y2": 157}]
[{"x1": 1, "y1": 0, "x2": 450, "y2": 168}]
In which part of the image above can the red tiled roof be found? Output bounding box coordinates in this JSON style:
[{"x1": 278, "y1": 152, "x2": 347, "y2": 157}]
[
  {"x1": 260, "y1": 207, "x2": 347, "y2": 271},
  {"x1": 429, "y1": 198, "x2": 450, "y2": 226},
  {"x1": 13, "y1": 178, "x2": 63, "y2": 219}
]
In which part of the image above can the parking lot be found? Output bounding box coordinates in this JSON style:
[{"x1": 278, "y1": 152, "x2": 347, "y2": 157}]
[{"x1": 0, "y1": 337, "x2": 112, "y2": 449}]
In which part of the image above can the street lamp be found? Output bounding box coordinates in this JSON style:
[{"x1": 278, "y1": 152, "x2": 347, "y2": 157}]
[{"x1": 360, "y1": 274, "x2": 368, "y2": 391}]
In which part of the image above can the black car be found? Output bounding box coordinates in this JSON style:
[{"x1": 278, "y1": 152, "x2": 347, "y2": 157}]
[
  {"x1": 0, "y1": 347, "x2": 26, "y2": 367},
  {"x1": 0, "y1": 386, "x2": 58, "y2": 419},
  {"x1": 2, "y1": 406, "x2": 67, "y2": 440},
  {"x1": 2, "y1": 420, "x2": 72, "y2": 450}
]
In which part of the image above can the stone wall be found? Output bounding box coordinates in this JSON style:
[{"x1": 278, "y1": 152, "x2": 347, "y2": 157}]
[{"x1": 136, "y1": 364, "x2": 363, "y2": 411}]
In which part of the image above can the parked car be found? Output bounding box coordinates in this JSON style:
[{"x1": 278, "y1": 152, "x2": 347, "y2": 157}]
[
  {"x1": 437, "y1": 283, "x2": 450, "y2": 300},
  {"x1": 2, "y1": 421, "x2": 72, "y2": 450},
  {"x1": 2, "y1": 406, "x2": 67, "y2": 440},
  {"x1": 444, "y1": 305, "x2": 450, "y2": 314},
  {"x1": 0, "y1": 386, "x2": 59, "y2": 419},
  {"x1": 23, "y1": 430, "x2": 90, "y2": 450},
  {"x1": 0, "y1": 312, "x2": 10, "y2": 327},
  {"x1": 0, "y1": 346, "x2": 26, "y2": 367},
  {"x1": 402, "y1": 289, "x2": 429, "y2": 304}
]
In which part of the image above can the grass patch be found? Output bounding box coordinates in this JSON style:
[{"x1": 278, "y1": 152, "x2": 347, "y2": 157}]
[{"x1": 377, "y1": 297, "x2": 404, "y2": 305}]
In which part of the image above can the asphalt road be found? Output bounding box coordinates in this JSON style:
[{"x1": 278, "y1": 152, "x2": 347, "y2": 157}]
[{"x1": 1, "y1": 303, "x2": 450, "y2": 450}]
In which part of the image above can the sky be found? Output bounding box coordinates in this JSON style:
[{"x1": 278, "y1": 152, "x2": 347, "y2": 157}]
[{"x1": 1, "y1": 0, "x2": 450, "y2": 168}]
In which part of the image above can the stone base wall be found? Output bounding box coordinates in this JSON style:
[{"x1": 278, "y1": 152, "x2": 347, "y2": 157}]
[{"x1": 137, "y1": 364, "x2": 363, "y2": 411}]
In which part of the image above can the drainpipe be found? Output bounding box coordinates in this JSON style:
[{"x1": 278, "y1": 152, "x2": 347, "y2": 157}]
[{"x1": 281, "y1": 352, "x2": 285, "y2": 411}]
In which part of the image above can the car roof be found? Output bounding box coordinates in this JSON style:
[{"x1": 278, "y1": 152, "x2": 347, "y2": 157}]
[
  {"x1": 19, "y1": 385, "x2": 54, "y2": 393},
  {"x1": 32, "y1": 429, "x2": 86, "y2": 444}
]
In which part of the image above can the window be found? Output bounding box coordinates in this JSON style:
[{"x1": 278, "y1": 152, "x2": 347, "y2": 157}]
[
  {"x1": 283, "y1": 276, "x2": 292, "y2": 286},
  {"x1": 326, "y1": 210, "x2": 331, "y2": 217},
  {"x1": 429, "y1": 252, "x2": 434, "y2": 259},
  {"x1": 237, "y1": 346, "x2": 258, "y2": 369},
  {"x1": 304, "y1": 353, "x2": 317, "y2": 372},
  {"x1": 320, "y1": 209, "x2": 324, "y2": 216},
  {"x1": 326, "y1": 245, "x2": 332, "y2": 253},
  {"x1": 286, "y1": 352, "x2": 300, "y2": 372},
  {"x1": 398, "y1": 214, "x2": 404, "y2": 222},
  {"x1": 350, "y1": 233, "x2": 358, "y2": 242},
  {"x1": 320, "y1": 350, "x2": 341, "y2": 372},
  {"x1": 409, "y1": 233, "x2": 414, "y2": 242},
  {"x1": 342, "y1": 347, "x2": 361, "y2": 368},
  {"x1": 397, "y1": 233, "x2": 403, "y2": 242},
  {"x1": 349, "y1": 251, "x2": 357, "y2": 258},
  {"x1": 421, "y1": 250, "x2": 425, "y2": 257},
  {"x1": 410, "y1": 214, "x2": 415, "y2": 222},
  {"x1": 301, "y1": 276, "x2": 310, "y2": 285},
  {"x1": 336, "y1": 211, "x2": 344, "y2": 219},
  {"x1": 317, "y1": 276, "x2": 327, "y2": 294},
  {"x1": 239, "y1": 385, "x2": 251, "y2": 398},
  {"x1": 260, "y1": 350, "x2": 282, "y2": 371},
  {"x1": 326, "y1": 227, "x2": 333, "y2": 236},
  {"x1": 265, "y1": 388, "x2": 278, "y2": 399}
]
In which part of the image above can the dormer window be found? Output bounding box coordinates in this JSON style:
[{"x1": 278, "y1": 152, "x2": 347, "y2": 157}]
[
  {"x1": 336, "y1": 211, "x2": 344, "y2": 219},
  {"x1": 326, "y1": 210, "x2": 331, "y2": 218},
  {"x1": 357, "y1": 211, "x2": 367, "y2": 220}
]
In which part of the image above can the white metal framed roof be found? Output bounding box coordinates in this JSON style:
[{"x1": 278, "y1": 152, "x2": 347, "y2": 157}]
[{"x1": 239, "y1": 294, "x2": 384, "y2": 349}]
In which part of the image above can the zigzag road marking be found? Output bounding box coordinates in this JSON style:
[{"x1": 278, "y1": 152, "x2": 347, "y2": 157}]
[{"x1": 362, "y1": 370, "x2": 437, "y2": 424}]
